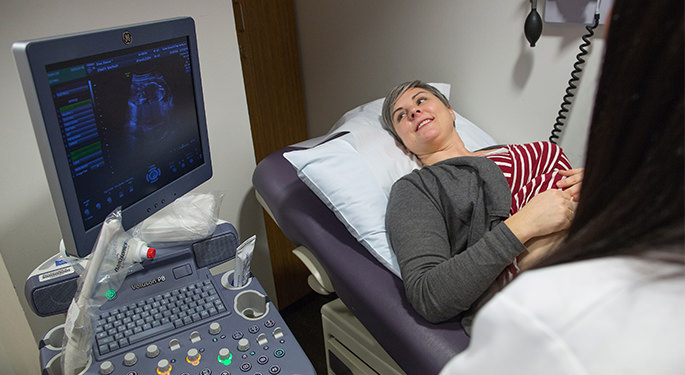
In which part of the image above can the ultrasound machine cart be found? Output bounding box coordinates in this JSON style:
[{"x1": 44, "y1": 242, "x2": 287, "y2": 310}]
[
  {"x1": 33, "y1": 223, "x2": 315, "y2": 375},
  {"x1": 14, "y1": 17, "x2": 315, "y2": 375}
]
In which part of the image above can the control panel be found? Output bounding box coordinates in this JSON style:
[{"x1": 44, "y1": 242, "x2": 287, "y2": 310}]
[{"x1": 36, "y1": 227, "x2": 315, "y2": 375}]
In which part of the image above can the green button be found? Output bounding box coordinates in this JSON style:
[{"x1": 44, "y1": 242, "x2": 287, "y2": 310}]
[{"x1": 105, "y1": 289, "x2": 116, "y2": 300}]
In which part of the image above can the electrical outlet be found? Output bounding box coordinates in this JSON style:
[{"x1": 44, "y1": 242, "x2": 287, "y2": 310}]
[{"x1": 544, "y1": 0, "x2": 614, "y2": 25}]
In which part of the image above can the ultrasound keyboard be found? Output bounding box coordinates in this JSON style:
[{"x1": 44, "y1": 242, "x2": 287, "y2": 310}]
[
  {"x1": 94, "y1": 279, "x2": 226, "y2": 356},
  {"x1": 38, "y1": 223, "x2": 316, "y2": 375}
]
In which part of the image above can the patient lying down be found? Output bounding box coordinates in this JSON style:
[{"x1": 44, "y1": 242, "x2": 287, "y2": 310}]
[{"x1": 381, "y1": 81, "x2": 582, "y2": 327}]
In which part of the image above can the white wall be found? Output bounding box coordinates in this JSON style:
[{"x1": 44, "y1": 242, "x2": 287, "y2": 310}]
[
  {"x1": 0, "y1": 254, "x2": 39, "y2": 374},
  {"x1": 294, "y1": 0, "x2": 606, "y2": 167},
  {"x1": 0, "y1": 1, "x2": 272, "y2": 372}
]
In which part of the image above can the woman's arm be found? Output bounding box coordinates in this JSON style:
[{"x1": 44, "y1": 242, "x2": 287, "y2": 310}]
[
  {"x1": 505, "y1": 173, "x2": 580, "y2": 269},
  {"x1": 504, "y1": 189, "x2": 577, "y2": 244},
  {"x1": 387, "y1": 179, "x2": 525, "y2": 323}
]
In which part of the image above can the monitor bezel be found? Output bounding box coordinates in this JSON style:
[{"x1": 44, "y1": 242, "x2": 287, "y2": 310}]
[{"x1": 13, "y1": 17, "x2": 212, "y2": 258}]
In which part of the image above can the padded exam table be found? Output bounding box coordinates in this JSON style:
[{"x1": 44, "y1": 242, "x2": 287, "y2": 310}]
[{"x1": 253, "y1": 145, "x2": 470, "y2": 374}]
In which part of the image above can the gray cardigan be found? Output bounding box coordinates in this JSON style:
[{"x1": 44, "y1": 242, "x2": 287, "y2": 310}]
[{"x1": 386, "y1": 156, "x2": 526, "y2": 323}]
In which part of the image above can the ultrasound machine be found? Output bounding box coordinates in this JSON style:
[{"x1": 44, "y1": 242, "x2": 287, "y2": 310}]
[{"x1": 14, "y1": 17, "x2": 315, "y2": 375}]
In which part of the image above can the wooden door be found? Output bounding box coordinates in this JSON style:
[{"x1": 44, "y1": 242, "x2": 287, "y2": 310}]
[{"x1": 232, "y1": 0, "x2": 312, "y2": 309}]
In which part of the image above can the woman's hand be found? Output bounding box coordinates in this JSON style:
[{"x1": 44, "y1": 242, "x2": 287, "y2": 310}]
[
  {"x1": 556, "y1": 168, "x2": 583, "y2": 201},
  {"x1": 517, "y1": 232, "x2": 566, "y2": 270},
  {"x1": 504, "y1": 189, "x2": 577, "y2": 244}
]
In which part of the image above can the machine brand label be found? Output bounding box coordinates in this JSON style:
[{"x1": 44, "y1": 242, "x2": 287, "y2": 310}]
[
  {"x1": 113, "y1": 242, "x2": 129, "y2": 273},
  {"x1": 131, "y1": 275, "x2": 166, "y2": 290},
  {"x1": 38, "y1": 266, "x2": 74, "y2": 282}
]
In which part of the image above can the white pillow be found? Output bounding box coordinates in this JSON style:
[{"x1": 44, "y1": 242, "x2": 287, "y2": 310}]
[{"x1": 283, "y1": 83, "x2": 496, "y2": 277}]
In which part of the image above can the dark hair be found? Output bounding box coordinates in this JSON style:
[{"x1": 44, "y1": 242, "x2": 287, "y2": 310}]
[{"x1": 536, "y1": 0, "x2": 684, "y2": 268}]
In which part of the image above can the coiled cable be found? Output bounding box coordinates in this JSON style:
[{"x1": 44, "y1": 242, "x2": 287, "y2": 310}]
[{"x1": 549, "y1": 12, "x2": 601, "y2": 144}]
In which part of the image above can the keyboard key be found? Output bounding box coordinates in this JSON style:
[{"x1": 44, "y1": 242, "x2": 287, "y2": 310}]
[
  {"x1": 98, "y1": 336, "x2": 114, "y2": 345},
  {"x1": 128, "y1": 322, "x2": 174, "y2": 344}
]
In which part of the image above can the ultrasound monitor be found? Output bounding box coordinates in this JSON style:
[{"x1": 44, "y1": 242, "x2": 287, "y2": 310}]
[{"x1": 13, "y1": 17, "x2": 212, "y2": 258}]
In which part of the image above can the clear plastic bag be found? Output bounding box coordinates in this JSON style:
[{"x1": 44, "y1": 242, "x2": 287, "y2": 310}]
[
  {"x1": 131, "y1": 191, "x2": 224, "y2": 246},
  {"x1": 61, "y1": 208, "x2": 142, "y2": 374},
  {"x1": 59, "y1": 192, "x2": 223, "y2": 373}
]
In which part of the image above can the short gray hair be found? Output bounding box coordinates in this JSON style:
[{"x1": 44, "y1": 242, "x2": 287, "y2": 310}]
[{"x1": 380, "y1": 80, "x2": 452, "y2": 146}]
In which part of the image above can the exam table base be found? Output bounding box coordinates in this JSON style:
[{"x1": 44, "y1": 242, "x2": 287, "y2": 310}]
[{"x1": 322, "y1": 298, "x2": 405, "y2": 375}]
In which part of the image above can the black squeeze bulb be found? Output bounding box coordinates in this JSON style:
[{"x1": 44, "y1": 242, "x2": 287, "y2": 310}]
[{"x1": 525, "y1": 7, "x2": 543, "y2": 47}]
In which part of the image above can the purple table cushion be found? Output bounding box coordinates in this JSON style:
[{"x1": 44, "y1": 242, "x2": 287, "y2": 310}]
[{"x1": 253, "y1": 147, "x2": 470, "y2": 374}]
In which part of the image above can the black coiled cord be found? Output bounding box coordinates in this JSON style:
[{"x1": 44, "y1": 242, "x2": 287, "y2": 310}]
[{"x1": 549, "y1": 13, "x2": 601, "y2": 144}]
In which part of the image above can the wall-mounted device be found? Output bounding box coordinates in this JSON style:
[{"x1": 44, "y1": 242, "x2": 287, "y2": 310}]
[
  {"x1": 545, "y1": 0, "x2": 614, "y2": 25},
  {"x1": 523, "y1": 1, "x2": 612, "y2": 142},
  {"x1": 525, "y1": 0, "x2": 613, "y2": 47},
  {"x1": 525, "y1": 0, "x2": 543, "y2": 47},
  {"x1": 549, "y1": 0, "x2": 611, "y2": 143}
]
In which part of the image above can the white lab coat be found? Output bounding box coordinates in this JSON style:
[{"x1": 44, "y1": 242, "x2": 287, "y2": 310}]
[{"x1": 440, "y1": 253, "x2": 685, "y2": 375}]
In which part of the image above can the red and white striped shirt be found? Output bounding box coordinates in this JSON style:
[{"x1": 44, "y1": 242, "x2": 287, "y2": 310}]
[
  {"x1": 484, "y1": 142, "x2": 572, "y2": 215},
  {"x1": 484, "y1": 141, "x2": 572, "y2": 283}
]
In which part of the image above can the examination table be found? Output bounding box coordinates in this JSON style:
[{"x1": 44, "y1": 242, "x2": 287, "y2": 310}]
[{"x1": 253, "y1": 145, "x2": 471, "y2": 374}]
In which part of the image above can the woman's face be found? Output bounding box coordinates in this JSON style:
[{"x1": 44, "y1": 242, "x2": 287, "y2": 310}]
[{"x1": 391, "y1": 87, "x2": 456, "y2": 155}]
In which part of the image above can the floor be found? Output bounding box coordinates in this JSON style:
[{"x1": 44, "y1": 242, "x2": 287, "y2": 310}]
[{"x1": 280, "y1": 292, "x2": 337, "y2": 375}]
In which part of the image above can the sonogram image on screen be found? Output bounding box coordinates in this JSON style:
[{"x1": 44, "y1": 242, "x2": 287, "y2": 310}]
[{"x1": 126, "y1": 72, "x2": 173, "y2": 143}]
